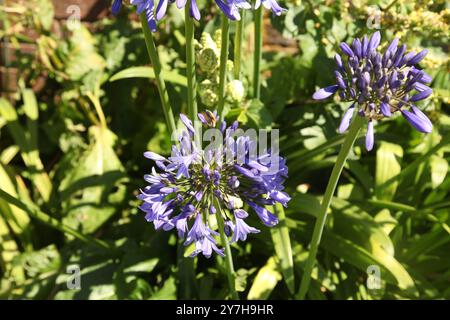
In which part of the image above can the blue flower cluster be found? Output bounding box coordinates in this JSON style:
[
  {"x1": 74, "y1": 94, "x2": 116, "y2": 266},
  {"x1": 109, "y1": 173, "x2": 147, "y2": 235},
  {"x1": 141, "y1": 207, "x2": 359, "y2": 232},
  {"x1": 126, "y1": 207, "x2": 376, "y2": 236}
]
[
  {"x1": 112, "y1": 0, "x2": 286, "y2": 31},
  {"x1": 138, "y1": 111, "x2": 290, "y2": 258},
  {"x1": 313, "y1": 32, "x2": 433, "y2": 151}
]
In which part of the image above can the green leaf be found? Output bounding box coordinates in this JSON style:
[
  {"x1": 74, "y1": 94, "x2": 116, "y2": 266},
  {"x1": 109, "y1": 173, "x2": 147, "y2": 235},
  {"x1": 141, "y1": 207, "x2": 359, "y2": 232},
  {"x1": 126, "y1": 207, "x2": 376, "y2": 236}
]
[
  {"x1": 110, "y1": 66, "x2": 187, "y2": 87},
  {"x1": 237, "y1": 99, "x2": 273, "y2": 129},
  {"x1": 0, "y1": 97, "x2": 52, "y2": 202},
  {"x1": 429, "y1": 155, "x2": 448, "y2": 188},
  {"x1": 121, "y1": 250, "x2": 159, "y2": 274},
  {"x1": 321, "y1": 231, "x2": 417, "y2": 297},
  {"x1": 150, "y1": 278, "x2": 176, "y2": 300},
  {"x1": 61, "y1": 25, "x2": 106, "y2": 81},
  {"x1": 247, "y1": 257, "x2": 281, "y2": 300},
  {"x1": 374, "y1": 209, "x2": 398, "y2": 235},
  {"x1": 375, "y1": 142, "x2": 403, "y2": 201},
  {"x1": 60, "y1": 126, "x2": 127, "y2": 234},
  {"x1": 0, "y1": 213, "x2": 25, "y2": 285},
  {"x1": 332, "y1": 198, "x2": 395, "y2": 256},
  {"x1": 36, "y1": 0, "x2": 54, "y2": 31},
  {"x1": 0, "y1": 164, "x2": 31, "y2": 242},
  {"x1": 270, "y1": 203, "x2": 295, "y2": 295}
]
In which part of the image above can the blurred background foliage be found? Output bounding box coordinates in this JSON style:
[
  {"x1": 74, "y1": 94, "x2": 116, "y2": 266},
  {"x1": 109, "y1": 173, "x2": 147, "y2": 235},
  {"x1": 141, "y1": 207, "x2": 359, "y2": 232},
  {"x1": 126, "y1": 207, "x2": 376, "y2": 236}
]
[{"x1": 0, "y1": 0, "x2": 449, "y2": 299}]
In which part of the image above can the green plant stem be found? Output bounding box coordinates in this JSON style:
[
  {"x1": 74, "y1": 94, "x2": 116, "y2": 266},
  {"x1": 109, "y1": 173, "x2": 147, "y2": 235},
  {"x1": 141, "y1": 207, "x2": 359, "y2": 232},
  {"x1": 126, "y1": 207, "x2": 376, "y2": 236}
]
[
  {"x1": 298, "y1": 115, "x2": 365, "y2": 299},
  {"x1": 234, "y1": 10, "x2": 245, "y2": 80},
  {"x1": 139, "y1": 13, "x2": 176, "y2": 135},
  {"x1": 217, "y1": 14, "x2": 230, "y2": 117},
  {"x1": 214, "y1": 199, "x2": 239, "y2": 300},
  {"x1": 0, "y1": 188, "x2": 114, "y2": 252},
  {"x1": 253, "y1": 6, "x2": 263, "y2": 99},
  {"x1": 184, "y1": 6, "x2": 199, "y2": 143}
]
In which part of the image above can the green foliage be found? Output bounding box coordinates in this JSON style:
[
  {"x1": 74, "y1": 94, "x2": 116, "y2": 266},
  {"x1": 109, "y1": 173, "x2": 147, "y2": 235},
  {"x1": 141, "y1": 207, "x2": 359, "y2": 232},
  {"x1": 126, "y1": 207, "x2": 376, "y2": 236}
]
[{"x1": 0, "y1": 0, "x2": 448, "y2": 300}]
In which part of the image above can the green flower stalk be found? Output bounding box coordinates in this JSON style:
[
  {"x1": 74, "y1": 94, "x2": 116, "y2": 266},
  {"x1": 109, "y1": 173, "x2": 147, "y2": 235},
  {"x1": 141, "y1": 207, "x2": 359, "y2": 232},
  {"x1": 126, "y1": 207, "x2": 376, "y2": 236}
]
[
  {"x1": 217, "y1": 15, "x2": 231, "y2": 116},
  {"x1": 234, "y1": 11, "x2": 245, "y2": 80},
  {"x1": 139, "y1": 13, "x2": 176, "y2": 134},
  {"x1": 184, "y1": 4, "x2": 199, "y2": 143},
  {"x1": 253, "y1": 6, "x2": 263, "y2": 99}
]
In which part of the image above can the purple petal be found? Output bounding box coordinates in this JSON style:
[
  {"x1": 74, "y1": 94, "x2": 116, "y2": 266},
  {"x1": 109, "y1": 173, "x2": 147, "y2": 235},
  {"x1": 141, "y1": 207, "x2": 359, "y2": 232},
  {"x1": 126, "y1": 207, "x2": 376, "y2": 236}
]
[
  {"x1": 413, "y1": 82, "x2": 431, "y2": 92},
  {"x1": 401, "y1": 109, "x2": 432, "y2": 133},
  {"x1": 263, "y1": 0, "x2": 287, "y2": 16},
  {"x1": 247, "y1": 201, "x2": 278, "y2": 227},
  {"x1": 215, "y1": 0, "x2": 238, "y2": 20},
  {"x1": 112, "y1": 0, "x2": 122, "y2": 15},
  {"x1": 177, "y1": 0, "x2": 187, "y2": 8},
  {"x1": 179, "y1": 113, "x2": 195, "y2": 134},
  {"x1": 340, "y1": 43, "x2": 354, "y2": 57},
  {"x1": 410, "y1": 88, "x2": 432, "y2": 102},
  {"x1": 312, "y1": 85, "x2": 339, "y2": 100},
  {"x1": 334, "y1": 54, "x2": 343, "y2": 69},
  {"x1": 352, "y1": 38, "x2": 362, "y2": 58},
  {"x1": 420, "y1": 72, "x2": 432, "y2": 83},
  {"x1": 156, "y1": 0, "x2": 168, "y2": 20},
  {"x1": 144, "y1": 151, "x2": 166, "y2": 161},
  {"x1": 338, "y1": 104, "x2": 355, "y2": 133},
  {"x1": 145, "y1": 3, "x2": 157, "y2": 32},
  {"x1": 411, "y1": 106, "x2": 433, "y2": 132},
  {"x1": 386, "y1": 38, "x2": 399, "y2": 56},
  {"x1": 190, "y1": 0, "x2": 201, "y2": 20},
  {"x1": 365, "y1": 121, "x2": 374, "y2": 151},
  {"x1": 368, "y1": 31, "x2": 381, "y2": 52},
  {"x1": 362, "y1": 35, "x2": 368, "y2": 56},
  {"x1": 380, "y1": 102, "x2": 392, "y2": 117},
  {"x1": 407, "y1": 49, "x2": 428, "y2": 65}
]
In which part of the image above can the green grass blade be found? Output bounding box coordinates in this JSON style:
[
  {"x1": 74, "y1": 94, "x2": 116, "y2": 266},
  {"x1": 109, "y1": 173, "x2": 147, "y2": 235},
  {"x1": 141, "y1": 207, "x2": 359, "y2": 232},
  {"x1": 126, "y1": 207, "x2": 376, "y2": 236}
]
[{"x1": 270, "y1": 203, "x2": 295, "y2": 295}]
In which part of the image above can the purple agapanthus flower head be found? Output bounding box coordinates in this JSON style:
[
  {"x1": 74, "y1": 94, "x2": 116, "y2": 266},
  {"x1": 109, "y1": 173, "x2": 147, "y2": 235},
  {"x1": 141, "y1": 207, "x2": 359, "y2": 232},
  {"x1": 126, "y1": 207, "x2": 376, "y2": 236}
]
[
  {"x1": 313, "y1": 31, "x2": 434, "y2": 151},
  {"x1": 138, "y1": 110, "x2": 290, "y2": 258}
]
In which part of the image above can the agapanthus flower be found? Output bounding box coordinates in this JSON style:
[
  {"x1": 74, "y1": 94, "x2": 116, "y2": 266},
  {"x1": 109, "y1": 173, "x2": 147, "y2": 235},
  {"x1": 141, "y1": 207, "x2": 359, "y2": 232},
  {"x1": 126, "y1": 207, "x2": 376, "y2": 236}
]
[
  {"x1": 255, "y1": 0, "x2": 287, "y2": 16},
  {"x1": 313, "y1": 31, "x2": 434, "y2": 151},
  {"x1": 138, "y1": 110, "x2": 290, "y2": 258}
]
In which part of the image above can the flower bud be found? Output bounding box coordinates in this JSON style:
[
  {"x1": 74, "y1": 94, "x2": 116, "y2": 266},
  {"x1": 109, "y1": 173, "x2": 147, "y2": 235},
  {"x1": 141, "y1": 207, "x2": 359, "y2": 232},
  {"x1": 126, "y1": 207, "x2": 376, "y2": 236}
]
[
  {"x1": 226, "y1": 80, "x2": 245, "y2": 103},
  {"x1": 199, "y1": 80, "x2": 219, "y2": 107}
]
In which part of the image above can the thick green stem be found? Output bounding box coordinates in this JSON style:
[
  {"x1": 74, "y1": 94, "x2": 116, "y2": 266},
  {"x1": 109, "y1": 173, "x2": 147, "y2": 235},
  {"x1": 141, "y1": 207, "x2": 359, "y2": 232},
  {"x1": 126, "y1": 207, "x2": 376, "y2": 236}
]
[
  {"x1": 184, "y1": 6, "x2": 199, "y2": 144},
  {"x1": 217, "y1": 15, "x2": 230, "y2": 117},
  {"x1": 234, "y1": 10, "x2": 245, "y2": 80},
  {"x1": 298, "y1": 115, "x2": 365, "y2": 299},
  {"x1": 139, "y1": 13, "x2": 176, "y2": 135},
  {"x1": 253, "y1": 6, "x2": 263, "y2": 99},
  {"x1": 214, "y1": 199, "x2": 239, "y2": 300}
]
